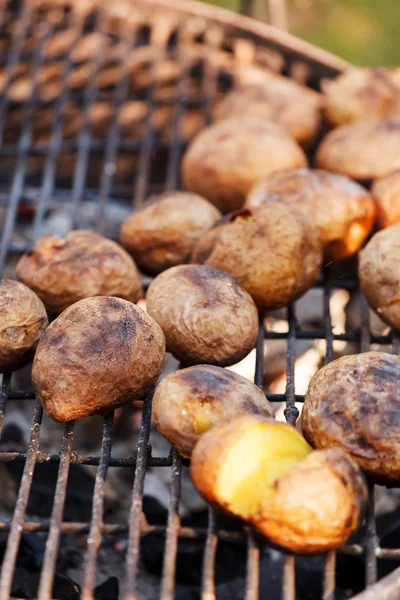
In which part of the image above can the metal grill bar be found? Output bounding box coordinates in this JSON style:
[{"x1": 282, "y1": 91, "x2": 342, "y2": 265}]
[{"x1": 201, "y1": 508, "x2": 218, "y2": 600}]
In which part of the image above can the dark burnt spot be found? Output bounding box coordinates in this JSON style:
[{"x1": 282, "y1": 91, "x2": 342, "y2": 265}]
[
  {"x1": 178, "y1": 367, "x2": 231, "y2": 396},
  {"x1": 329, "y1": 413, "x2": 352, "y2": 432},
  {"x1": 84, "y1": 333, "x2": 103, "y2": 356},
  {"x1": 242, "y1": 397, "x2": 262, "y2": 414},
  {"x1": 354, "y1": 435, "x2": 376, "y2": 452},
  {"x1": 46, "y1": 331, "x2": 66, "y2": 347},
  {"x1": 115, "y1": 318, "x2": 135, "y2": 342},
  {"x1": 104, "y1": 297, "x2": 124, "y2": 311},
  {"x1": 385, "y1": 120, "x2": 400, "y2": 130}
]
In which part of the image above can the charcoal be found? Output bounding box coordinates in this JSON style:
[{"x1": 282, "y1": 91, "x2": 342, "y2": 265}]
[{"x1": 94, "y1": 577, "x2": 119, "y2": 600}]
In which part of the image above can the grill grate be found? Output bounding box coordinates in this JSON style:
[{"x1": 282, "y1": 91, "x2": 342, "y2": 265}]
[{"x1": 0, "y1": 1, "x2": 398, "y2": 599}]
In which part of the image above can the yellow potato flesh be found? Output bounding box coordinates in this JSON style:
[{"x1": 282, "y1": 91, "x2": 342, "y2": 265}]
[
  {"x1": 216, "y1": 423, "x2": 312, "y2": 517},
  {"x1": 194, "y1": 404, "x2": 215, "y2": 434}
]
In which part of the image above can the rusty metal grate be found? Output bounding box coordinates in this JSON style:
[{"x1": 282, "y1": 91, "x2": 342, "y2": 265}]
[{"x1": 0, "y1": 1, "x2": 398, "y2": 599}]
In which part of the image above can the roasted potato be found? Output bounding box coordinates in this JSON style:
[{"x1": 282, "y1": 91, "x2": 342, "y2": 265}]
[
  {"x1": 146, "y1": 265, "x2": 258, "y2": 367},
  {"x1": 246, "y1": 168, "x2": 376, "y2": 262},
  {"x1": 322, "y1": 67, "x2": 400, "y2": 127},
  {"x1": 302, "y1": 352, "x2": 400, "y2": 484},
  {"x1": 214, "y1": 83, "x2": 321, "y2": 146},
  {"x1": 181, "y1": 118, "x2": 307, "y2": 213},
  {"x1": 152, "y1": 365, "x2": 273, "y2": 457},
  {"x1": 358, "y1": 224, "x2": 400, "y2": 330},
  {"x1": 0, "y1": 279, "x2": 48, "y2": 373},
  {"x1": 32, "y1": 296, "x2": 165, "y2": 422},
  {"x1": 120, "y1": 191, "x2": 221, "y2": 275},
  {"x1": 316, "y1": 119, "x2": 400, "y2": 181},
  {"x1": 191, "y1": 204, "x2": 322, "y2": 312},
  {"x1": 191, "y1": 415, "x2": 367, "y2": 553},
  {"x1": 372, "y1": 170, "x2": 400, "y2": 229},
  {"x1": 16, "y1": 230, "x2": 143, "y2": 313}
]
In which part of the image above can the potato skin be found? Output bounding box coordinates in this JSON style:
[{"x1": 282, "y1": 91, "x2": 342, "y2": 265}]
[
  {"x1": 32, "y1": 296, "x2": 165, "y2": 422},
  {"x1": 213, "y1": 84, "x2": 321, "y2": 145},
  {"x1": 146, "y1": 265, "x2": 258, "y2": 367},
  {"x1": 372, "y1": 170, "x2": 400, "y2": 229},
  {"x1": 181, "y1": 118, "x2": 307, "y2": 213},
  {"x1": 0, "y1": 279, "x2": 48, "y2": 373},
  {"x1": 358, "y1": 224, "x2": 400, "y2": 330},
  {"x1": 191, "y1": 204, "x2": 322, "y2": 311},
  {"x1": 302, "y1": 352, "x2": 400, "y2": 484},
  {"x1": 153, "y1": 365, "x2": 273, "y2": 457},
  {"x1": 246, "y1": 168, "x2": 375, "y2": 262},
  {"x1": 16, "y1": 230, "x2": 143, "y2": 313},
  {"x1": 316, "y1": 119, "x2": 400, "y2": 181},
  {"x1": 256, "y1": 448, "x2": 367, "y2": 553},
  {"x1": 120, "y1": 191, "x2": 221, "y2": 275}
]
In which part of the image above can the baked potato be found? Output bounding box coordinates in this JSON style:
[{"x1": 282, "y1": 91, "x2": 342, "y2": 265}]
[
  {"x1": 120, "y1": 191, "x2": 221, "y2": 275},
  {"x1": 191, "y1": 415, "x2": 367, "y2": 553},
  {"x1": 302, "y1": 352, "x2": 400, "y2": 484},
  {"x1": 16, "y1": 230, "x2": 142, "y2": 313},
  {"x1": 181, "y1": 117, "x2": 307, "y2": 213},
  {"x1": 32, "y1": 296, "x2": 165, "y2": 422},
  {"x1": 152, "y1": 365, "x2": 274, "y2": 458},
  {"x1": 0, "y1": 279, "x2": 48, "y2": 373},
  {"x1": 371, "y1": 170, "x2": 400, "y2": 229},
  {"x1": 246, "y1": 168, "x2": 376, "y2": 262},
  {"x1": 146, "y1": 264, "x2": 258, "y2": 367},
  {"x1": 316, "y1": 119, "x2": 400, "y2": 181},
  {"x1": 191, "y1": 203, "x2": 322, "y2": 311}
]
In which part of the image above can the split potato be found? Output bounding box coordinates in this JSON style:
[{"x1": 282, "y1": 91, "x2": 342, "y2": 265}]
[
  {"x1": 146, "y1": 264, "x2": 258, "y2": 366},
  {"x1": 372, "y1": 170, "x2": 400, "y2": 229},
  {"x1": 316, "y1": 119, "x2": 400, "y2": 181},
  {"x1": 32, "y1": 296, "x2": 165, "y2": 422},
  {"x1": 181, "y1": 117, "x2": 307, "y2": 213},
  {"x1": 120, "y1": 191, "x2": 221, "y2": 275},
  {"x1": 0, "y1": 279, "x2": 48, "y2": 373},
  {"x1": 16, "y1": 230, "x2": 142, "y2": 313},
  {"x1": 191, "y1": 415, "x2": 367, "y2": 553},
  {"x1": 152, "y1": 365, "x2": 273, "y2": 457},
  {"x1": 246, "y1": 168, "x2": 376, "y2": 262},
  {"x1": 302, "y1": 352, "x2": 400, "y2": 484},
  {"x1": 191, "y1": 203, "x2": 322, "y2": 312}
]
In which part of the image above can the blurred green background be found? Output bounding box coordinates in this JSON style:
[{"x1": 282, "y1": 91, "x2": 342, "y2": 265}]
[{"x1": 203, "y1": 0, "x2": 400, "y2": 66}]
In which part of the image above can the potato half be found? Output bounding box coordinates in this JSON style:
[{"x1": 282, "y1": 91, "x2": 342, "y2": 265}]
[
  {"x1": 359, "y1": 224, "x2": 400, "y2": 331},
  {"x1": 146, "y1": 265, "x2": 258, "y2": 367},
  {"x1": 181, "y1": 117, "x2": 307, "y2": 213},
  {"x1": 16, "y1": 230, "x2": 143, "y2": 313},
  {"x1": 191, "y1": 204, "x2": 322, "y2": 311},
  {"x1": 302, "y1": 352, "x2": 400, "y2": 484},
  {"x1": 120, "y1": 191, "x2": 221, "y2": 275},
  {"x1": 0, "y1": 279, "x2": 48, "y2": 373},
  {"x1": 191, "y1": 415, "x2": 367, "y2": 553},
  {"x1": 246, "y1": 168, "x2": 375, "y2": 262},
  {"x1": 152, "y1": 365, "x2": 274, "y2": 457},
  {"x1": 32, "y1": 296, "x2": 165, "y2": 422},
  {"x1": 372, "y1": 170, "x2": 400, "y2": 229}
]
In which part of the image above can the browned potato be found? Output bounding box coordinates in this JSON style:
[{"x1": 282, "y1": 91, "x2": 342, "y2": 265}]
[
  {"x1": 16, "y1": 230, "x2": 143, "y2": 313},
  {"x1": 153, "y1": 365, "x2": 273, "y2": 457},
  {"x1": 322, "y1": 68, "x2": 400, "y2": 127},
  {"x1": 214, "y1": 84, "x2": 321, "y2": 146},
  {"x1": 181, "y1": 118, "x2": 307, "y2": 213},
  {"x1": 372, "y1": 170, "x2": 400, "y2": 229},
  {"x1": 246, "y1": 168, "x2": 376, "y2": 262},
  {"x1": 302, "y1": 352, "x2": 400, "y2": 484},
  {"x1": 191, "y1": 415, "x2": 367, "y2": 553},
  {"x1": 120, "y1": 192, "x2": 221, "y2": 275},
  {"x1": 146, "y1": 265, "x2": 258, "y2": 366},
  {"x1": 32, "y1": 296, "x2": 165, "y2": 422},
  {"x1": 0, "y1": 279, "x2": 48, "y2": 373},
  {"x1": 316, "y1": 119, "x2": 400, "y2": 181},
  {"x1": 358, "y1": 224, "x2": 400, "y2": 330},
  {"x1": 191, "y1": 204, "x2": 322, "y2": 311}
]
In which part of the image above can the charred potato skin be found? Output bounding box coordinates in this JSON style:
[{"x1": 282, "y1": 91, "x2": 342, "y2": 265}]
[
  {"x1": 152, "y1": 365, "x2": 274, "y2": 458},
  {"x1": 191, "y1": 204, "x2": 322, "y2": 311},
  {"x1": 32, "y1": 296, "x2": 165, "y2": 422},
  {"x1": 246, "y1": 168, "x2": 376, "y2": 263},
  {"x1": 146, "y1": 265, "x2": 258, "y2": 367},
  {"x1": 16, "y1": 230, "x2": 143, "y2": 313},
  {"x1": 372, "y1": 171, "x2": 400, "y2": 229},
  {"x1": 358, "y1": 225, "x2": 400, "y2": 330},
  {"x1": 181, "y1": 118, "x2": 307, "y2": 214},
  {"x1": 120, "y1": 191, "x2": 221, "y2": 275},
  {"x1": 0, "y1": 279, "x2": 48, "y2": 372},
  {"x1": 302, "y1": 352, "x2": 400, "y2": 484}
]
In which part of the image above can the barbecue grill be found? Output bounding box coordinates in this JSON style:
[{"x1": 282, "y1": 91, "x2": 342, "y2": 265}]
[{"x1": 0, "y1": 0, "x2": 399, "y2": 598}]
